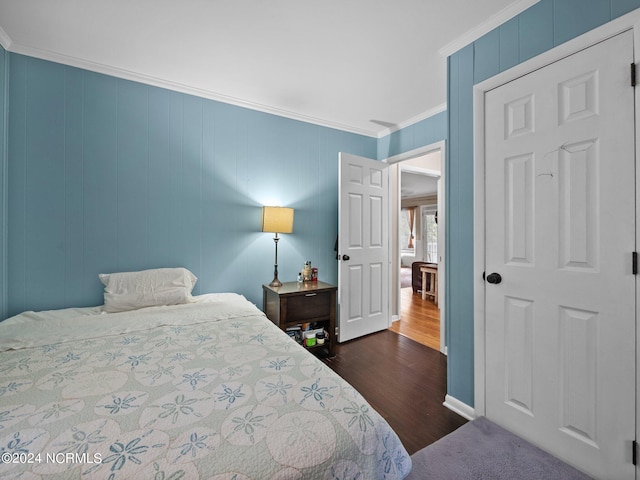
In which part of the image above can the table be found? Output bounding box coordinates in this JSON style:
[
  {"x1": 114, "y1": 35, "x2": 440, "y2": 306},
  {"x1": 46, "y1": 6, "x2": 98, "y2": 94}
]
[
  {"x1": 262, "y1": 281, "x2": 336, "y2": 357},
  {"x1": 420, "y1": 264, "x2": 438, "y2": 304}
]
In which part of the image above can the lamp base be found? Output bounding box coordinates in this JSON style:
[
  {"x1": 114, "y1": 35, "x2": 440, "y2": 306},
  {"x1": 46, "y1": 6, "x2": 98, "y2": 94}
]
[{"x1": 269, "y1": 236, "x2": 282, "y2": 288}]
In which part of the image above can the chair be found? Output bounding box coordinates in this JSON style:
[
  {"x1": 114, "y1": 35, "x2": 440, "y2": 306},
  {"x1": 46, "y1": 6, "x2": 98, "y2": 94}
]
[{"x1": 411, "y1": 261, "x2": 432, "y2": 293}]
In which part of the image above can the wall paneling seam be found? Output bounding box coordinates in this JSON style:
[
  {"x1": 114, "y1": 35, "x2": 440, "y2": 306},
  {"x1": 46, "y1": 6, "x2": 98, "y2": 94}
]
[{"x1": 1, "y1": 50, "x2": 8, "y2": 319}]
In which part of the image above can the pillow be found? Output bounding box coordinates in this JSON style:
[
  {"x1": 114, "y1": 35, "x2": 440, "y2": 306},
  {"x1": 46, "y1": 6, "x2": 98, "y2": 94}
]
[{"x1": 99, "y1": 267, "x2": 197, "y2": 313}]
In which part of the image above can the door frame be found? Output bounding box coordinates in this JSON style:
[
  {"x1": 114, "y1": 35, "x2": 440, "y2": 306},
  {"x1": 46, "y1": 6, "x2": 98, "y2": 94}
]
[
  {"x1": 385, "y1": 140, "x2": 446, "y2": 353},
  {"x1": 473, "y1": 9, "x2": 640, "y2": 432}
]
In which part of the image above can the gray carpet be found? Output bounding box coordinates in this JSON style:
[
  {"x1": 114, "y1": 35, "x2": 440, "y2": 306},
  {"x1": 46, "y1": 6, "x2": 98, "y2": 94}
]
[
  {"x1": 401, "y1": 267, "x2": 412, "y2": 288},
  {"x1": 405, "y1": 417, "x2": 593, "y2": 480}
]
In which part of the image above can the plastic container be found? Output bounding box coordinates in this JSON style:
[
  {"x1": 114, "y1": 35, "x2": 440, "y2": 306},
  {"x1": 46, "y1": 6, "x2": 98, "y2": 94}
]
[
  {"x1": 316, "y1": 331, "x2": 325, "y2": 345},
  {"x1": 304, "y1": 331, "x2": 316, "y2": 347}
]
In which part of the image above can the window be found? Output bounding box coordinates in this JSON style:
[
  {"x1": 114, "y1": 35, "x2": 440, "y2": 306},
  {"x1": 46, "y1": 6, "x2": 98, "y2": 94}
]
[
  {"x1": 423, "y1": 206, "x2": 438, "y2": 263},
  {"x1": 400, "y1": 208, "x2": 415, "y2": 253}
]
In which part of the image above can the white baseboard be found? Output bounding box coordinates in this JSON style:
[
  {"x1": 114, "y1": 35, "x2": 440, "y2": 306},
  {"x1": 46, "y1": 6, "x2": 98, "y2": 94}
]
[{"x1": 443, "y1": 394, "x2": 475, "y2": 421}]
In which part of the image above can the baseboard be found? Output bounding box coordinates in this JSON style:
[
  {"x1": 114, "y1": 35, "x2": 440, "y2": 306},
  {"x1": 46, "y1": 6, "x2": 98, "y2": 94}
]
[{"x1": 443, "y1": 394, "x2": 475, "y2": 421}]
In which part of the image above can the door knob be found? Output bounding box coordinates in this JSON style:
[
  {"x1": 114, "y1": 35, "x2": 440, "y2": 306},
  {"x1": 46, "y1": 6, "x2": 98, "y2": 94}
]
[
  {"x1": 342, "y1": 255, "x2": 350, "y2": 261},
  {"x1": 486, "y1": 272, "x2": 502, "y2": 284}
]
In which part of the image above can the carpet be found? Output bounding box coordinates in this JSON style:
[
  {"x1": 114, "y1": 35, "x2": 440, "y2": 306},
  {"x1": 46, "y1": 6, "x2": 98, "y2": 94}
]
[
  {"x1": 405, "y1": 417, "x2": 593, "y2": 480},
  {"x1": 401, "y1": 266, "x2": 412, "y2": 289}
]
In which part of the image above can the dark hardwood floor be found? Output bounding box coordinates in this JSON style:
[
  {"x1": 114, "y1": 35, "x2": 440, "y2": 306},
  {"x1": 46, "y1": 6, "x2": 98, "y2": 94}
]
[{"x1": 322, "y1": 329, "x2": 467, "y2": 455}]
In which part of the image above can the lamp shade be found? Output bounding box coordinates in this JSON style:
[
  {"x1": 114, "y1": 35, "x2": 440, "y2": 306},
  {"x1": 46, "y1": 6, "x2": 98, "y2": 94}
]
[{"x1": 262, "y1": 206, "x2": 294, "y2": 234}]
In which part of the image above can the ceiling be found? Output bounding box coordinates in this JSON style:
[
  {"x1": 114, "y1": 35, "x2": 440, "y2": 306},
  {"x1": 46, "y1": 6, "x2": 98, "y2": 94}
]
[
  {"x1": 0, "y1": 0, "x2": 537, "y2": 137},
  {"x1": 401, "y1": 171, "x2": 438, "y2": 199}
]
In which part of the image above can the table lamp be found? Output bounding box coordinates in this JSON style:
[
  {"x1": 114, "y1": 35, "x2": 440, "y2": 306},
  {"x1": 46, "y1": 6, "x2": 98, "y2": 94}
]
[{"x1": 262, "y1": 206, "x2": 294, "y2": 287}]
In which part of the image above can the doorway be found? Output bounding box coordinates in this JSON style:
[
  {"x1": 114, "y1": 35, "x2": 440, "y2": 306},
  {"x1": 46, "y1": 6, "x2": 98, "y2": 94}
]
[{"x1": 386, "y1": 141, "x2": 446, "y2": 353}]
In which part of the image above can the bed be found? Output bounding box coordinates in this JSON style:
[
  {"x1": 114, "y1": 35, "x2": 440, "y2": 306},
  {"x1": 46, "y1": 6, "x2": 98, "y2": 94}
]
[{"x1": 0, "y1": 268, "x2": 411, "y2": 479}]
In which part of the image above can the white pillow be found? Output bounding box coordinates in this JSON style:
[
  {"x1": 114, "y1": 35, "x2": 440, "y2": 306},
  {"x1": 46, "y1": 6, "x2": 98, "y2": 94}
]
[{"x1": 99, "y1": 267, "x2": 197, "y2": 313}]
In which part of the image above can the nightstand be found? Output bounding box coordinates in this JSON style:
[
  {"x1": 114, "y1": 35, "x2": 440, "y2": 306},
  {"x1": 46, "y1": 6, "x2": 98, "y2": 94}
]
[{"x1": 262, "y1": 281, "x2": 336, "y2": 357}]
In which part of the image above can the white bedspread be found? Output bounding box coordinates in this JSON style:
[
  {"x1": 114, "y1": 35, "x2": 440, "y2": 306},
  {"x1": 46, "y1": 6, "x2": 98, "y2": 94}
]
[{"x1": 0, "y1": 295, "x2": 411, "y2": 479}]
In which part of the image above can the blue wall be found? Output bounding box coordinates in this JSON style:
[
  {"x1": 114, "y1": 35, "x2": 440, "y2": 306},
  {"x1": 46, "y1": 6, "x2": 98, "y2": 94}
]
[
  {"x1": 3, "y1": 53, "x2": 376, "y2": 318},
  {"x1": 377, "y1": 110, "x2": 447, "y2": 160},
  {"x1": 4, "y1": 0, "x2": 638, "y2": 411},
  {"x1": 446, "y1": 0, "x2": 640, "y2": 406},
  {"x1": 0, "y1": 45, "x2": 7, "y2": 320},
  {"x1": 0, "y1": 46, "x2": 450, "y2": 320}
]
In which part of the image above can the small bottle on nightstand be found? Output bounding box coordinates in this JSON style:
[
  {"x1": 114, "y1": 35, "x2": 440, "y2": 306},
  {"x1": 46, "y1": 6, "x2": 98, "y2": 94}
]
[{"x1": 302, "y1": 261, "x2": 312, "y2": 282}]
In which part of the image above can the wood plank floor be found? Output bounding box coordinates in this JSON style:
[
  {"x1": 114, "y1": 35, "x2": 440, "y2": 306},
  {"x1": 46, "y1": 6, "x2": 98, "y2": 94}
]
[
  {"x1": 389, "y1": 287, "x2": 441, "y2": 351},
  {"x1": 322, "y1": 329, "x2": 467, "y2": 455}
]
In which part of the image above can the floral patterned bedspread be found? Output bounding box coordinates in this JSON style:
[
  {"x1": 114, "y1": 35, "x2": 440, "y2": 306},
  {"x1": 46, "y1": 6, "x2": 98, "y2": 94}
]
[{"x1": 0, "y1": 295, "x2": 411, "y2": 479}]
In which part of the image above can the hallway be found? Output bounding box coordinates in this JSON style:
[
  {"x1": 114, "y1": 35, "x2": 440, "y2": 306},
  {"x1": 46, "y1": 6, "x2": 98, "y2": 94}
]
[{"x1": 389, "y1": 286, "x2": 440, "y2": 351}]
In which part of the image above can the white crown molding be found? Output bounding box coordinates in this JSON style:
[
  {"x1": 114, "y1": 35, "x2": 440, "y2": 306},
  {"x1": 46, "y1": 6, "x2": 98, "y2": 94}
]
[
  {"x1": 400, "y1": 165, "x2": 441, "y2": 177},
  {"x1": 384, "y1": 140, "x2": 445, "y2": 165},
  {"x1": 0, "y1": 26, "x2": 12, "y2": 51},
  {"x1": 376, "y1": 102, "x2": 447, "y2": 139},
  {"x1": 2, "y1": 37, "x2": 451, "y2": 140},
  {"x1": 5, "y1": 41, "x2": 383, "y2": 138},
  {"x1": 439, "y1": 0, "x2": 540, "y2": 57}
]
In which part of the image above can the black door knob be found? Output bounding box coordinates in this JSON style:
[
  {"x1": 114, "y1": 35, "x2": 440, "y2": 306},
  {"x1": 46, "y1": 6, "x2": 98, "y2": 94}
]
[
  {"x1": 486, "y1": 272, "x2": 502, "y2": 284},
  {"x1": 342, "y1": 255, "x2": 350, "y2": 261}
]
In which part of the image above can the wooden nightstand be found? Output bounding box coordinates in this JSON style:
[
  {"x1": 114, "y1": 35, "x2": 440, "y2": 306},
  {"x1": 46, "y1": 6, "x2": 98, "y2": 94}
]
[{"x1": 262, "y1": 281, "x2": 336, "y2": 357}]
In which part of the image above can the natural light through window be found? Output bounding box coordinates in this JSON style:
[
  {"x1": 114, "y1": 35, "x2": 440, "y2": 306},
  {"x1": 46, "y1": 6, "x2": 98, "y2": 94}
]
[
  {"x1": 424, "y1": 208, "x2": 438, "y2": 263},
  {"x1": 400, "y1": 208, "x2": 415, "y2": 254}
]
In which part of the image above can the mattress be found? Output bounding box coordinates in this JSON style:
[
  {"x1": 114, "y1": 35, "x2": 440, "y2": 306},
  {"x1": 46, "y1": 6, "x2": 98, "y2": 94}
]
[{"x1": 0, "y1": 293, "x2": 411, "y2": 479}]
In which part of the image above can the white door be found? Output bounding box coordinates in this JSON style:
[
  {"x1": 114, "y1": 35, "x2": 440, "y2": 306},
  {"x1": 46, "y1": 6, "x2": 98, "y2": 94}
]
[
  {"x1": 338, "y1": 152, "x2": 390, "y2": 342},
  {"x1": 484, "y1": 31, "x2": 635, "y2": 479}
]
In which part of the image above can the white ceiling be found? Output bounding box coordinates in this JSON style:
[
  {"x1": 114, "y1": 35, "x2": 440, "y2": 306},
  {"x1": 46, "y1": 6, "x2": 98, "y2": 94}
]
[
  {"x1": 401, "y1": 171, "x2": 438, "y2": 198},
  {"x1": 0, "y1": 0, "x2": 537, "y2": 137}
]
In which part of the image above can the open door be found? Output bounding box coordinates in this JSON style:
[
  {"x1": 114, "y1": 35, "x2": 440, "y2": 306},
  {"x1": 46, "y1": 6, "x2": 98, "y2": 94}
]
[{"x1": 337, "y1": 152, "x2": 390, "y2": 342}]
